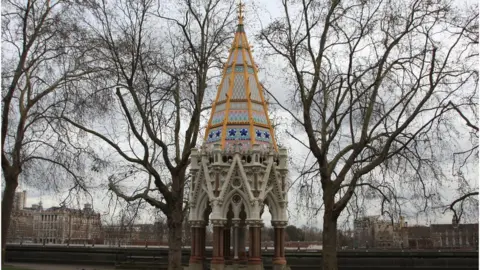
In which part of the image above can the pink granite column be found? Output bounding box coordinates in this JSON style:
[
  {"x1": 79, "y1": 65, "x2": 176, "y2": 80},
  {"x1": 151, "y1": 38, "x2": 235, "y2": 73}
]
[
  {"x1": 223, "y1": 225, "x2": 232, "y2": 265},
  {"x1": 238, "y1": 220, "x2": 247, "y2": 264},
  {"x1": 247, "y1": 221, "x2": 263, "y2": 268},
  {"x1": 211, "y1": 220, "x2": 225, "y2": 270},
  {"x1": 272, "y1": 221, "x2": 288, "y2": 269},
  {"x1": 189, "y1": 221, "x2": 205, "y2": 269},
  {"x1": 199, "y1": 226, "x2": 206, "y2": 261}
]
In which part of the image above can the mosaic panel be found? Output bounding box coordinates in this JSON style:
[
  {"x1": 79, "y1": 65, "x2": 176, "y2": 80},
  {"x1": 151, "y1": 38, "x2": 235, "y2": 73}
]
[
  {"x1": 232, "y1": 75, "x2": 246, "y2": 99},
  {"x1": 229, "y1": 102, "x2": 248, "y2": 110},
  {"x1": 228, "y1": 110, "x2": 249, "y2": 122},
  {"x1": 227, "y1": 52, "x2": 234, "y2": 65},
  {"x1": 224, "y1": 140, "x2": 251, "y2": 150},
  {"x1": 218, "y1": 78, "x2": 231, "y2": 102},
  {"x1": 253, "y1": 127, "x2": 272, "y2": 143},
  {"x1": 225, "y1": 126, "x2": 251, "y2": 141},
  {"x1": 228, "y1": 65, "x2": 255, "y2": 74},
  {"x1": 254, "y1": 141, "x2": 272, "y2": 148},
  {"x1": 252, "y1": 111, "x2": 268, "y2": 125},
  {"x1": 236, "y1": 50, "x2": 244, "y2": 64},
  {"x1": 245, "y1": 51, "x2": 252, "y2": 65},
  {"x1": 248, "y1": 74, "x2": 262, "y2": 102},
  {"x1": 235, "y1": 66, "x2": 244, "y2": 72},
  {"x1": 206, "y1": 127, "x2": 222, "y2": 143},
  {"x1": 214, "y1": 103, "x2": 226, "y2": 112},
  {"x1": 237, "y1": 36, "x2": 243, "y2": 47},
  {"x1": 251, "y1": 103, "x2": 264, "y2": 111},
  {"x1": 211, "y1": 111, "x2": 225, "y2": 125}
]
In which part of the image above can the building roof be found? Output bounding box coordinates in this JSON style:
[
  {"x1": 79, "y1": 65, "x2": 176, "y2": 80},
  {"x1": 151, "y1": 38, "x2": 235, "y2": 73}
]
[
  {"x1": 406, "y1": 226, "x2": 431, "y2": 239},
  {"x1": 430, "y1": 223, "x2": 478, "y2": 232},
  {"x1": 204, "y1": 2, "x2": 276, "y2": 150}
]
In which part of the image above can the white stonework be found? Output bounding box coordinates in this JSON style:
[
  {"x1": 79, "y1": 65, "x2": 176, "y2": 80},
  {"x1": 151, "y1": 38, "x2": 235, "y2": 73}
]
[{"x1": 188, "y1": 143, "x2": 288, "y2": 225}]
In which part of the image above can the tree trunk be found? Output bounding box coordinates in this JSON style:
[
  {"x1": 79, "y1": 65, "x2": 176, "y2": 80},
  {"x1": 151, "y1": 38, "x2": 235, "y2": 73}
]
[
  {"x1": 167, "y1": 206, "x2": 184, "y2": 270},
  {"x1": 1, "y1": 173, "x2": 19, "y2": 265},
  {"x1": 322, "y1": 209, "x2": 338, "y2": 270}
]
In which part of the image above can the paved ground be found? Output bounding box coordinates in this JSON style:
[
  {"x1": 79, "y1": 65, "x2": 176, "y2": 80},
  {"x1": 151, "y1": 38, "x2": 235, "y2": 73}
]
[{"x1": 7, "y1": 263, "x2": 115, "y2": 270}]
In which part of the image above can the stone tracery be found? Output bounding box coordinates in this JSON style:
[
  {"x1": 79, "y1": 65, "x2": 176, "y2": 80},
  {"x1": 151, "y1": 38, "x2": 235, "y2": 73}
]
[{"x1": 189, "y1": 144, "x2": 288, "y2": 270}]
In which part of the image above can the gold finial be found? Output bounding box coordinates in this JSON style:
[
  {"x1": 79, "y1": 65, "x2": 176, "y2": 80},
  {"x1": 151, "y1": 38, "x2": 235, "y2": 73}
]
[{"x1": 237, "y1": 1, "x2": 245, "y2": 24}]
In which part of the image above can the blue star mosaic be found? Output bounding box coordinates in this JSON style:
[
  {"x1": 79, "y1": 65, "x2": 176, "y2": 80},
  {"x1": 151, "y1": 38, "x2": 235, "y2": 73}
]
[
  {"x1": 229, "y1": 129, "x2": 237, "y2": 137},
  {"x1": 207, "y1": 129, "x2": 221, "y2": 143},
  {"x1": 240, "y1": 128, "x2": 248, "y2": 137},
  {"x1": 253, "y1": 129, "x2": 272, "y2": 142}
]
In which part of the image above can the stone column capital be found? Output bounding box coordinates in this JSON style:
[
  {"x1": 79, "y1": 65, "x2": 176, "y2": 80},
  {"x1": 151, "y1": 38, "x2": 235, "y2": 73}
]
[
  {"x1": 232, "y1": 218, "x2": 247, "y2": 227},
  {"x1": 189, "y1": 220, "x2": 207, "y2": 227},
  {"x1": 271, "y1": 220, "x2": 288, "y2": 228},
  {"x1": 246, "y1": 219, "x2": 263, "y2": 227},
  {"x1": 211, "y1": 219, "x2": 227, "y2": 226}
]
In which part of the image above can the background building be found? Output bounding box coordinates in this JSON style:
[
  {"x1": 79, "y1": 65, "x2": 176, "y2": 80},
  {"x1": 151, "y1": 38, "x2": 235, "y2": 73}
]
[
  {"x1": 430, "y1": 223, "x2": 478, "y2": 249},
  {"x1": 353, "y1": 216, "x2": 406, "y2": 248},
  {"x1": 404, "y1": 226, "x2": 432, "y2": 249},
  {"x1": 7, "y1": 192, "x2": 103, "y2": 244},
  {"x1": 13, "y1": 190, "x2": 27, "y2": 211},
  {"x1": 354, "y1": 215, "x2": 478, "y2": 250},
  {"x1": 33, "y1": 203, "x2": 103, "y2": 244}
]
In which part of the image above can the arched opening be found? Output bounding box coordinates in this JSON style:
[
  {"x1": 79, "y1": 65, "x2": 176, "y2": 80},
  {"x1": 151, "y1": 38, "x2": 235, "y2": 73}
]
[
  {"x1": 263, "y1": 193, "x2": 287, "y2": 266},
  {"x1": 261, "y1": 201, "x2": 274, "y2": 251}
]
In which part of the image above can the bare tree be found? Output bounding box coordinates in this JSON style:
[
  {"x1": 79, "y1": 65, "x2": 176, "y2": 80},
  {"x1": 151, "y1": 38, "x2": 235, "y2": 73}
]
[
  {"x1": 102, "y1": 205, "x2": 138, "y2": 246},
  {"x1": 441, "y1": 3, "x2": 479, "y2": 224},
  {"x1": 1, "y1": 0, "x2": 96, "y2": 264},
  {"x1": 258, "y1": 0, "x2": 477, "y2": 269},
  {"x1": 444, "y1": 101, "x2": 478, "y2": 224},
  {"x1": 60, "y1": 0, "x2": 236, "y2": 268}
]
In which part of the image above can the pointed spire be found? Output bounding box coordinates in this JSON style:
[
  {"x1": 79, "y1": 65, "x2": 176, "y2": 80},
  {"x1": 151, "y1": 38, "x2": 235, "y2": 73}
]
[
  {"x1": 236, "y1": 0, "x2": 245, "y2": 32},
  {"x1": 238, "y1": 1, "x2": 245, "y2": 24},
  {"x1": 204, "y1": 1, "x2": 277, "y2": 151}
]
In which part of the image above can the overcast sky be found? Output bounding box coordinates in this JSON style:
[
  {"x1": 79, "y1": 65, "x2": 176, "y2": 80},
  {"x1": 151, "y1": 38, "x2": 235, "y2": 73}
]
[{"x1": 15, "y1": 0, "x2": 479, "y2": 230}]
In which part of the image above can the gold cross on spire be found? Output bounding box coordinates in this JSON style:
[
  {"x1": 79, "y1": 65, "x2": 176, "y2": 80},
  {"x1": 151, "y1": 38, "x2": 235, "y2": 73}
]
[{"x1": 237, "y1": 0, "x2": 245, "y2": 24}]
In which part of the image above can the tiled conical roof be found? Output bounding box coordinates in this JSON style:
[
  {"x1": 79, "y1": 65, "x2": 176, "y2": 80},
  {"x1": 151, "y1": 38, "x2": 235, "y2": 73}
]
[{"x1": 204, "y1": 4, "x2": 277, "y2": 150}]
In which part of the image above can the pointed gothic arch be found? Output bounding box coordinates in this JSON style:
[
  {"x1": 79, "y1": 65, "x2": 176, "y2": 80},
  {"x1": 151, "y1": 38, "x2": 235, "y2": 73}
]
[
  {"x1": 222, "y1": 189, "x2": 252, "y2": 220},
  {"x1": 264, "y1": 191, "x2": 280, "y2": 221},
  {"x1": 194, "y1": 190, "x2": 210, "y2": 221}
]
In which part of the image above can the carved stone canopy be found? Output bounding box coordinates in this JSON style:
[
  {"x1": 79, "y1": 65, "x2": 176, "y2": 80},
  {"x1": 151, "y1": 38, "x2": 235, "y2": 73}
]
[{"x1": 188, "y1": 143, "x2": 288, "y2": 225}]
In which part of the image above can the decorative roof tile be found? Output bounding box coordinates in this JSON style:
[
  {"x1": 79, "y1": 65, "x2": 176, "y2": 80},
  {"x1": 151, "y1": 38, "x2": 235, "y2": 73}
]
[{"x1": 204, "y1": 11, "x2": 277, "y2": 150}]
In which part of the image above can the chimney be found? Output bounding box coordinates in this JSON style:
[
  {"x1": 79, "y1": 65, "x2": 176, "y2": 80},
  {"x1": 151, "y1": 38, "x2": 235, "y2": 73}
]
[
  {"x1": 22, "y1": 190, "x2": 27, "y2": 209},
  {"x1": 84, "y1": 203, "x2": 92, "y2": 213}
]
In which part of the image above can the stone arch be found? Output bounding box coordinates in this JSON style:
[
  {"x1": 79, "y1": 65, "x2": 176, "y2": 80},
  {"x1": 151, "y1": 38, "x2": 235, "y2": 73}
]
[
  {"x1": 203, "y1": 203, "x2": 212, "y2": 224},
  {"x1": 222, "y1": 189, "x2": 251, "y2": 220},
  {"x1": 264, "y1": 190, "x2": 281, "y2": 221},
  {"x1": 194, "y1": 190, "x2": 210, "y2": 221}
]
